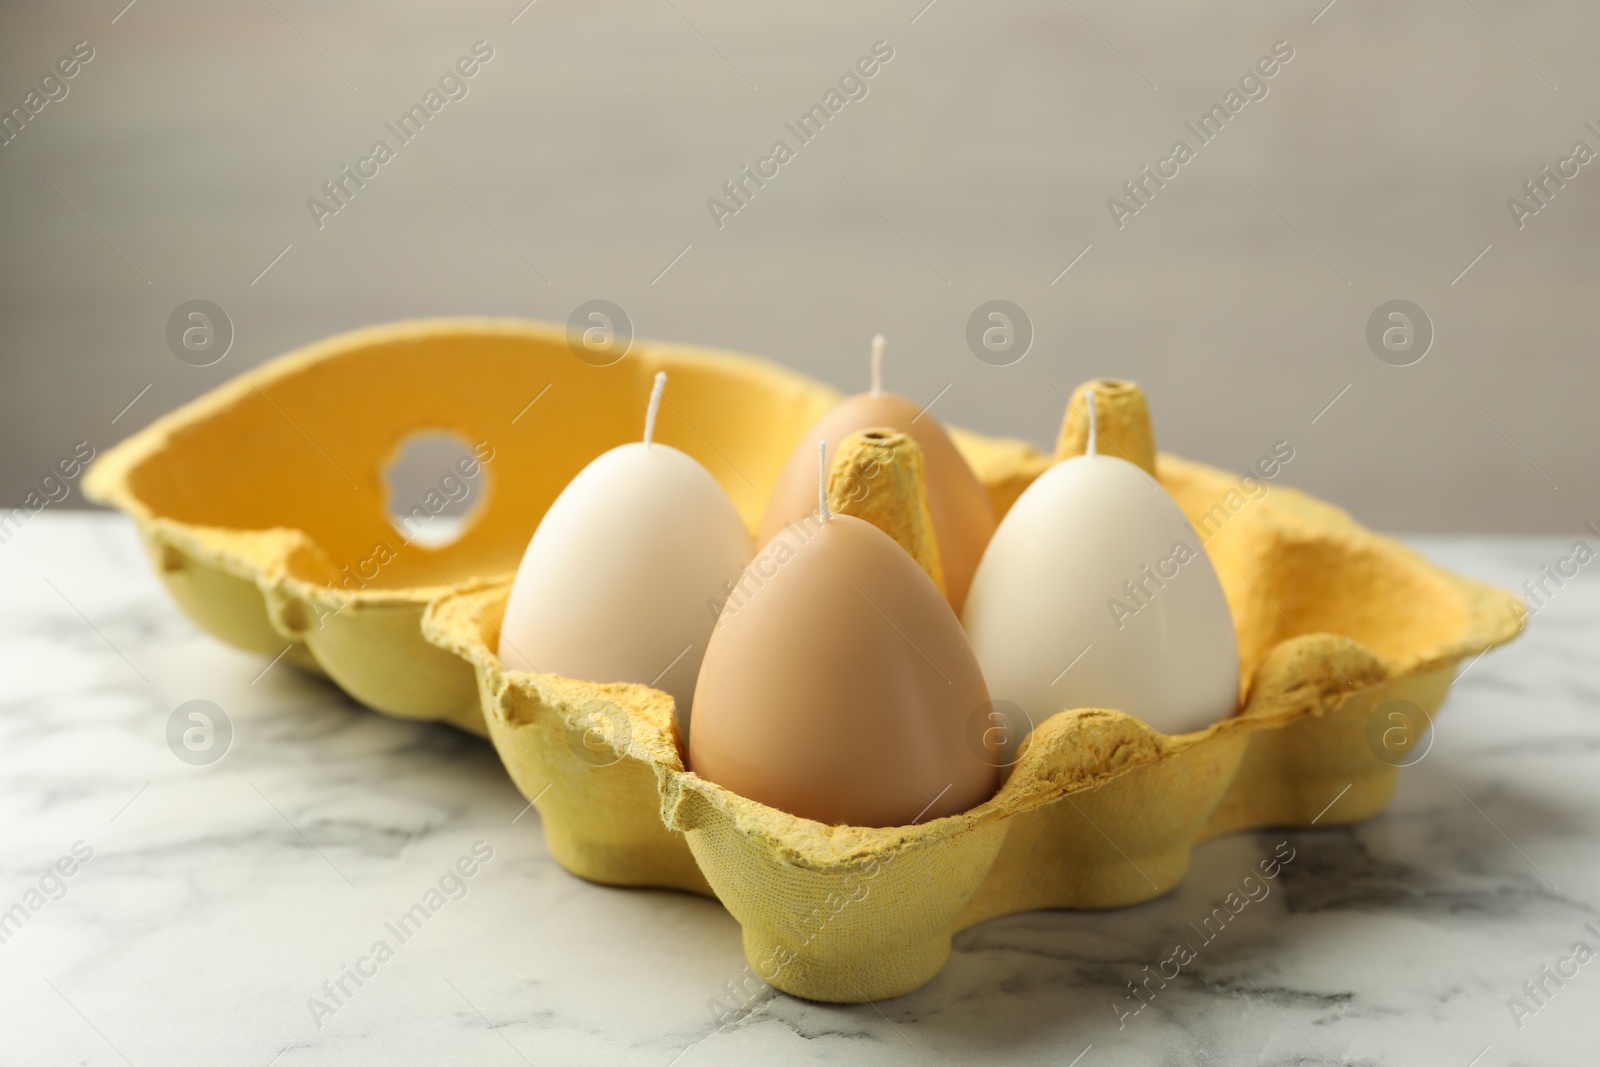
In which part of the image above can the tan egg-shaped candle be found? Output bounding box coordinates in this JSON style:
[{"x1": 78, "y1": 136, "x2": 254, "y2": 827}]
[
  {"x1": 498, "y1": 373, "x2": 752, "y2": 733},
  {"x1": 758, "y1": 337, "x2": 995, "y2": 613},
  {"x1": 962, "y1": 383, "x2": 1240, "y2": 738},
  {"x1": 692, "y1": 448, "x2": 998, "y2": 827}
]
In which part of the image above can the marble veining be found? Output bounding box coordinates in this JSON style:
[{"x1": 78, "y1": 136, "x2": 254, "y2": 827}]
[{"x1": 0, "y1": 518, "x2": 1595, "y2": 1066}]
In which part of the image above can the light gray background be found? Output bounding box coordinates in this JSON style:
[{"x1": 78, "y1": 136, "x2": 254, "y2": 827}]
[{"x1": 1, "y1": 0, "x2": 1595, "y2": 531}]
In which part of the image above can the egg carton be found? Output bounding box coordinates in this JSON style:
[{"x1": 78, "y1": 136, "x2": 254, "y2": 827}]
[{"x1": 87, "y1": 318, "x2": 1523, "y2": 1003}]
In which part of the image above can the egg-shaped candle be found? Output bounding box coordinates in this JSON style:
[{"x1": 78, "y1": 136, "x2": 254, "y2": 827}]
[
  {"x1": 758, "y1": 336, "x2": 995, "y2": 613},
  {"x1": 962, "y1": 381, "x2": 1240, "y2": 737},
  {"x1": 498, "y1": 372, "x2": 752, "y2": 734},
  {"x1": 692, "y1": 442, "x2": 998, "y2": 827}
]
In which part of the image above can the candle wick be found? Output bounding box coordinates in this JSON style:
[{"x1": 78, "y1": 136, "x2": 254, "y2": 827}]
[
  {"x1": 1085, "y1": 387, "x2": 1098, "y2": 457},
  {"x1": 818, "y1": 440, "x2": 830, "y2": 523},
  {"x1": 870, "y1": 334, "x2": 885, "y2": 398},
  {"x1": 644, "y1": 371, "x2": 667, "y2": 447}
]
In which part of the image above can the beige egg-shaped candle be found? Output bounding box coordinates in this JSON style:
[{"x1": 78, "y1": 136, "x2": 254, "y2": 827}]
[
  {"x1": 758, "y1": 336, "x2": 995, "y2": 613},
  {"x1": 962, "y1": 383, "x2": 1240, "y2": 738},
  {"x1": 692, "y1": 444, "x2": 998, "y2": 828},
  {"x1": 498, "y1": 373, "x2": 752, "y2": 734}
]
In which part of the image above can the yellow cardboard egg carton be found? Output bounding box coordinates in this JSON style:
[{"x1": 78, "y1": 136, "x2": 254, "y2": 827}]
[{"x1": 88, "y1": 319, "x2": 1523, "y2": 1003}]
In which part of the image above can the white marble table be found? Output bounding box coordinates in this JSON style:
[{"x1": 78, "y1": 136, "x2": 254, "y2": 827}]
[{"x1": 1, "y1": 515, "x2": 1594, "y2": 1066}]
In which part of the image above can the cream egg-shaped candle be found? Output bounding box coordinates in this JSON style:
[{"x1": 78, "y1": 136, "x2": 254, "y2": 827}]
[
  {"x1": 961, "y1": 388, "x2": 1239, "y2": 737},
  {"x1": 691, "y1": 443, "x2": 998, "y2": 828},
  {"x1": 498, "y1": 372, "x2": 752, "y2": 733},
  {"x1": 758, "y1": 336, "x2": 995, "y2": 613}
]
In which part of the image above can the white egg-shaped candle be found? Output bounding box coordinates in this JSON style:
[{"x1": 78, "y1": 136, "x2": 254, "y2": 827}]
[
  {"x1": 961, "y1": 388, "x2": 1239, "y2": 737},
  {"x1": 498, "y1": 372, "x2": 752, "y2": 733}
]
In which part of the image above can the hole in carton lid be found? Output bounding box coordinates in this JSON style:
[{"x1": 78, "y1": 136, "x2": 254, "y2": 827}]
[{"x1": 382, "y1": 431, "x2": 491, "y2": 550}]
